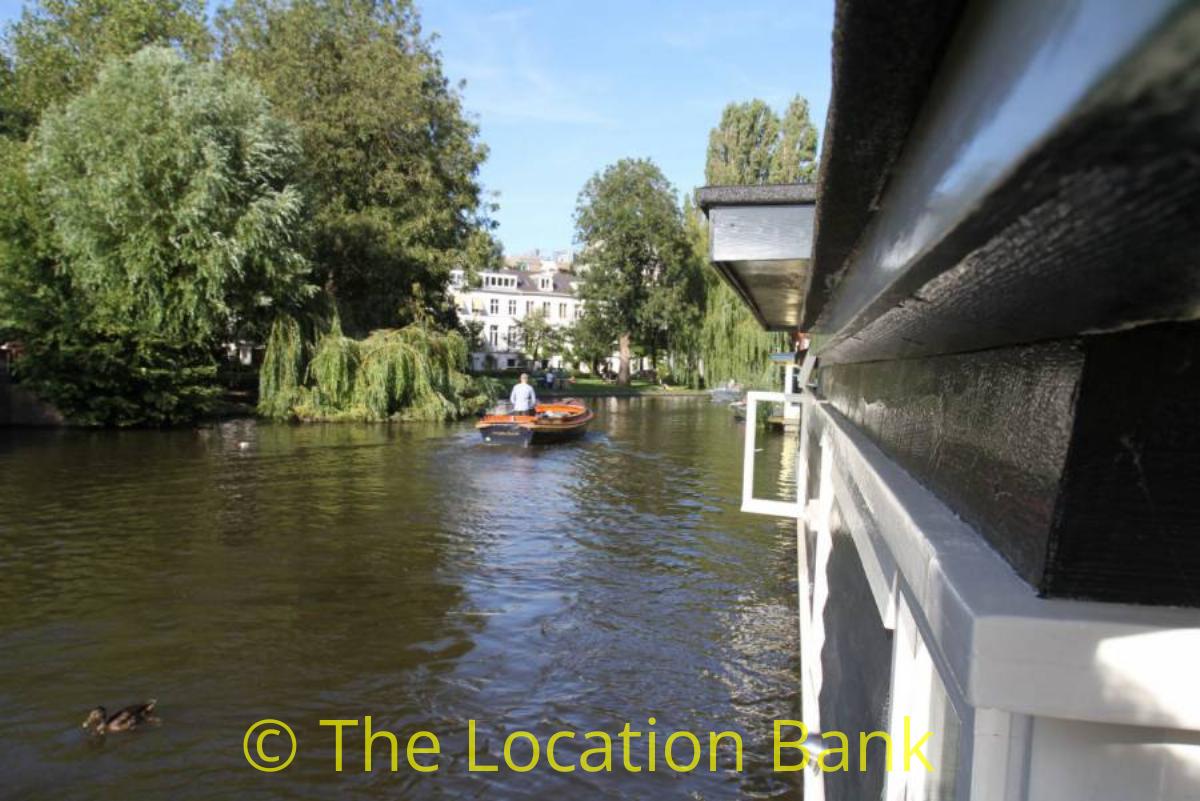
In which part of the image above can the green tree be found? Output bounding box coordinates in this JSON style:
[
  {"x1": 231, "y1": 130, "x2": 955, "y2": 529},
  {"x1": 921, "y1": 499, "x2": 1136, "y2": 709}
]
[
  {"x1": 654, "y1": 197, "x2": 709, "y2": 387},
  {"x1": 1, "y1": 0, "x2": 211, "y2": 136},
  {"x1": 513, "y1": 308, "x2": 554, "y2": 361},
  {"x1": 770, "y1": 96, "x2": 819, "y2": 182},
  {"x1": 699, "y1": 95, "x2": 817, "y2": 387},
  {"x1": 258, "y1": 317, "x2": 491, "y2": 421},
  {"x1": 574, "y1": 158, "x2": 692, "y2": 385},
  {"x1": 705, "y1": 99, "x2": 779, "y2": 186},
  {"x1": 562, "y1": 310, "x2": 615, "y2": 377},
  {"x1": 217, "y1": 0, "x2": 497, "y2": 336},
  {"x1": 0, "y1": 53, "x2": 20, "y2": 138},
  {"x1": 459, "y1": 318, "x2": 485, "y2": 353},
  {"x1": 0, "y1": 46, "x2": 312, "y2": 425}
]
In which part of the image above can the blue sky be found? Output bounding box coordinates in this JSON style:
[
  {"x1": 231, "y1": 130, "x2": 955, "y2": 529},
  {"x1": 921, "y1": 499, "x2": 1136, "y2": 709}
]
[{"x1": 0, "y1": 0, "x2": 835, "y2": 255}]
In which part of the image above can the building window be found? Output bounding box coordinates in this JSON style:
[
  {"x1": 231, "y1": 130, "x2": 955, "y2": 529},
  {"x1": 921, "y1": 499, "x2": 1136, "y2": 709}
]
[
  {"x1": 526, "y1": 301, "x2": 534, "y2": 314},
  {"x1": 574, "y1": 305, "x2": 582, "y2": 320},
  {"x1": 508, "y1": 299, "x2": 517, "y2": 315},
  {"x1": 541, "y1": 278, "x2": 552, "y2": 291},
  {"x1": 559, "y1": 303, "x2": 567, "y2": 318},
  {"x1": 489, "y1": 298, "x2": 499, "y2": 315},
  {"x1": 543, "y1": 301, "x2": 551, "y2": 316},
  {"x1": 506, "y1": 357, "x2": 516, "y2": 368},
  {"x1": 489, "y1": 324, "x2": 498, "y2": 346}
]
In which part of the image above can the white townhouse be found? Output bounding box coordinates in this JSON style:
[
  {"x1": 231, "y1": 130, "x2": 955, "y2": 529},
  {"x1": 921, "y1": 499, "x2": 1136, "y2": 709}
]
[{"x1": 449, "y1": 262, "x2": 583, "y2": 371}]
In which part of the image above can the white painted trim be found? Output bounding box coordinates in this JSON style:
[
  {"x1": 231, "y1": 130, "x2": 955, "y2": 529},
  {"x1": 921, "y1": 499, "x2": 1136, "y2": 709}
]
[
  {"x1": 740, "y1": 390, "x2": 804, "y2": 518},
  {"x1": 829, "y1": 461, "x2": 899, "y2": 629},
  {"x1": 968, "y1": 708, "x2": 1031, "y2": 801},
  {"x1": 809, "y1": 397, "x2": 1200, "y2": 731}
]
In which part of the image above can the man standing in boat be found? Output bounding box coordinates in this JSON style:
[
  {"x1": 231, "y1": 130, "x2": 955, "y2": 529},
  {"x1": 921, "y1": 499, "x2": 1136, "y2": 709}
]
[{"x1": 511, "y1": 373, "x2": 538, "y2": 417}]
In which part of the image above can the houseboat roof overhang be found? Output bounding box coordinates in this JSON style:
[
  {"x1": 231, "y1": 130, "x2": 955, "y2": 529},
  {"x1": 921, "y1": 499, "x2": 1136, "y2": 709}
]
[
  {"x1": 803, "y1": 0, "x2": 1200, "y2": 362},
  {"x1": 695, "y1": 183, "x2": 816, "y2": 332}
]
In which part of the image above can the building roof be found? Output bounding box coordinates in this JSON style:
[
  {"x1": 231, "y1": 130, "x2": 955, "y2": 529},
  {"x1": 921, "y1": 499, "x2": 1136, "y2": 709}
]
[{"x1": 466, "y1": 268, "x2": 578, "y2": 296}]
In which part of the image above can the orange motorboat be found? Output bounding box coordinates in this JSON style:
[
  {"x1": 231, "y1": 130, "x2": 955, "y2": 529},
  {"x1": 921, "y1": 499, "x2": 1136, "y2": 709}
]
[{"x1": 476, "y1": 398, "x2": 594, "y2": 446}]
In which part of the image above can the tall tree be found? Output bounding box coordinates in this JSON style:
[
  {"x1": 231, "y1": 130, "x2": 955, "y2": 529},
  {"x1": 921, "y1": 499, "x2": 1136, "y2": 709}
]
[
  {"x1": 217, "y1": 0, "x2": 497, "y2": 336},
  {"x1": 699, "y1": 95, "x2": 817, "y2": 387},
  {"x1": 704, "y1": 99, "x2": 779, "y2": 186},
  {"x1": 0, "y1": 47, "x2": 312, "y2": 425},
  {"x1": 770, "y1": 96, "x2": 819, "y2": 182},
  {"x1": 574, "y1": 158, "x2": 691, "y2": 386},
  {"x1": 1, "y1": 0, "x2": 211, "y2": 136}
]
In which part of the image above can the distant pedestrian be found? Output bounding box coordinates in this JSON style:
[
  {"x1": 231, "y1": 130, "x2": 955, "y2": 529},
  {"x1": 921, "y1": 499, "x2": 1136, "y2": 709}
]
[{"x1": 544, "y1": 369, "x2": 556, "y2": 389}]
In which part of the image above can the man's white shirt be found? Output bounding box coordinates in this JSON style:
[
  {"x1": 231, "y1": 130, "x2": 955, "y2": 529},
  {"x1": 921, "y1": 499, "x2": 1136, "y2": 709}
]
[{"x1": 510, "y1": 383, "x2": 537, "y2": 412}]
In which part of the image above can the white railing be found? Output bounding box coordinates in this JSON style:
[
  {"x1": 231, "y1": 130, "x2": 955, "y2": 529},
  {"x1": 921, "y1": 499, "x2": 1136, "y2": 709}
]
[{"x1": 741, "y1": 389, "x2": 805, "y2": 518}]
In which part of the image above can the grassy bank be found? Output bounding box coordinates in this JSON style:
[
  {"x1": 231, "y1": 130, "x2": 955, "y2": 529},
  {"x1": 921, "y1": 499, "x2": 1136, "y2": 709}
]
[{"x1": 492, "y1": 376, "x2": 708, "y2": 399}]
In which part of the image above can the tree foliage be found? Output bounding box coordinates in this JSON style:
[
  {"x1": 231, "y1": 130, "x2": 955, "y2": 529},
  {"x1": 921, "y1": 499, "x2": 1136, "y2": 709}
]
[
  {"x1": 698, "y1": 95, "x2": 817, "y2": 388},
  {"x1": 705, "y1": 99, "x2": 780, "y2": 186},
  {"x1": 258, "y1": 316, "x2": 496, "y2": 421},
  {"x1": 0, "y1": 53, "x2": 20, "y2": 138},
  {"x1": 704, "y1": 95, "x2": 817, "y2": 185},
  {"x1": 574, "y1": 158, "x2": 699, "y2": 385},
  {"x1": 512, "y1": 308, "x2": 555, "y2": 360},
  {"x1": 565, "y1": 309, "x2": 618, "y2": 377},
  {"x1": 771, "y1": 96, "x2": 820, "y2": 183},
  {"x1": 1, "y1": 0, "x2": 211, "y2": 137},
  {"x1": 0, "y1": 47, "x2": 312, "y2": 425},
  {"x1": 216, "y1": 0, "x2": 498, "y2": 336}
]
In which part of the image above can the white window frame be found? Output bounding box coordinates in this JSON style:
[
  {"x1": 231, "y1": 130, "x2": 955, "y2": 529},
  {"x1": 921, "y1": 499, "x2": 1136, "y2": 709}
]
[{"x1": 740, "y1": 390, "x2": 804, "y2": 518}]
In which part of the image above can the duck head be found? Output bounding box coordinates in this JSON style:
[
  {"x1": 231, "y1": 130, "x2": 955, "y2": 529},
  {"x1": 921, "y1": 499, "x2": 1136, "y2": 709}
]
[{"x1": 82, "y1": 707, "x2": 106, "y2": 734}]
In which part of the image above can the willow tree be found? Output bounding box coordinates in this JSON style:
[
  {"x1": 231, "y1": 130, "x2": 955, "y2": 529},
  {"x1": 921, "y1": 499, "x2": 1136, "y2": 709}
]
[
  {"x1": 0, "y1": 46, "x2": 312, "y2": 425},
  {"x1": 574, "y1": 158, "x2": 695, "y2": 386},
  {"x1": 216, "y1": 0, "x2": 499, "y2": 336},
  {"x1": 699, "y1": 95, "x2": 818, "y2": 388},
  {"x1": 258, "y1": 316, "x2": 493, "y2": 421}
]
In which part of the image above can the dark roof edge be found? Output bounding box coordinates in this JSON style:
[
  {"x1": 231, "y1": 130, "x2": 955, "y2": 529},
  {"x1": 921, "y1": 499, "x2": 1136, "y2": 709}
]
[
  {"x1": 696, "y1": 183, "x2": 816, "y2": 212},
  {"x1": 802, "y1": 0, "x2": 967, "y2": 330}
]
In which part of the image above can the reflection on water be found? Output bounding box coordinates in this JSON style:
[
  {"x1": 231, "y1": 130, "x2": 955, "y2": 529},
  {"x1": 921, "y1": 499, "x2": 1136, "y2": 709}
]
[{"x1": 0, "y1": 398, "x2": 799, "y2": 800}]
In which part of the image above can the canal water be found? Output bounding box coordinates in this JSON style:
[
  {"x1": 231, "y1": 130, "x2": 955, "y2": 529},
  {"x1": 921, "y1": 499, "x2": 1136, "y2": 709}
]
[{"x1": 0, "y1": 398, "x2": 799, "y2": 800}]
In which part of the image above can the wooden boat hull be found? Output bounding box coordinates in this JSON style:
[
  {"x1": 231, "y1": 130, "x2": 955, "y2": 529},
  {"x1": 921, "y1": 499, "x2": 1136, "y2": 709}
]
[{"x1": 476, "y1": 401, "x2": 593, "y2": 446}]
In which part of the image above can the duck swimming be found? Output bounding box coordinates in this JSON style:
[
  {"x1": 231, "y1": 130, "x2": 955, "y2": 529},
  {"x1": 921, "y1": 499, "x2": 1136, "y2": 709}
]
[{"x1": 81, "y1": 700, "x2": 158, "y2": 734}]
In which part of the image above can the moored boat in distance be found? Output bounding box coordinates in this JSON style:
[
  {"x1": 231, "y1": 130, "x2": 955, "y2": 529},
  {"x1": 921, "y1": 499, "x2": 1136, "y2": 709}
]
[
  {"x1": 477, "y1": 399, "x2": 594, "y2": 446},
  {"x1": 709, "y1": 380, "x2": 744, "y2": 404}
]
